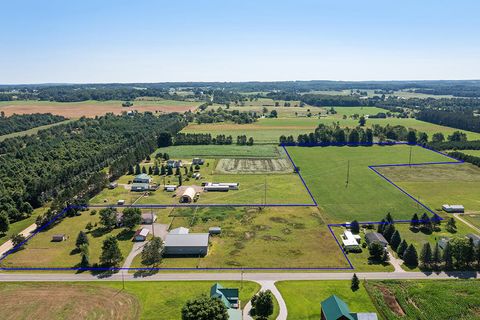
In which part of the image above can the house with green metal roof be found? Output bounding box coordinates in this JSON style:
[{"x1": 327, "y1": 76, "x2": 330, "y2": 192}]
[
  {"x1": 321, "y1": 295, "x2": 378, "y2": 320},
  {"x1": 210, "y1": 283, "x2": 241, "y2": 320}
]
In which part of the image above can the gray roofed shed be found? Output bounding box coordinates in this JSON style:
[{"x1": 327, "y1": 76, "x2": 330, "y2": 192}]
[
  {"x1": 164, "y1": 233, "x2": 209, "y2": 256},
  {"x1": 365, "y1": 232, "x2": 388, "y2": 247}
]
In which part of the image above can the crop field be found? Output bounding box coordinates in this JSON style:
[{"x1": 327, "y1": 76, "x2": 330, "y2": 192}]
[
  {"x1": 365, "y1": 280, "x2": 480, "y2": 320},
  {"x1": 0, "y1": 281, "x2": 260, "y2": 320},
  {"x1": 0, "y1": 99, "x2": 200, "y2": 118},
  {"x1": 215, "y1": 158, "x2": 293, "y2": 174},
  {"x1": 154, "y1": 144, "x2": 282, "y2": 158},
  {"x1": 0, "y1": 209, "x2": 136, "y2": 269},
  {"x1": 277, "y1": 280, "x2": 377, "y2": 320},
  {"x1": 131, "y1": 206, "x2": 350, "y2": 269},
  {"x1": 286, "y1": 145, "x2": 451, "y2": 222},
  {"x1": 91, "y1": 159, "x2": 312, "y2": 206},
  {"x1": 377, "y1": 163, "x2": 480, "y2": 214}
]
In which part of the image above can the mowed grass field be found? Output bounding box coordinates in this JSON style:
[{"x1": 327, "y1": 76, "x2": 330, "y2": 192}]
[
  {"x1": 365, "y1": 280, "x2": 480, "y2": 320},
  {"x1": 0, "y1": 281, "x2": 260, "y2": 320},
  {"x1": 462, "y1": 214, "x2": 480, "y2": 230},
  {"x1": 377, "y1": 163, "x2": 480, "y2": 214},
  {"x1": 458, "y1": 149, "x2": 480, "y2": 157},
  {"x1": 286, "y1": 145, "x2": 452, "y2": 222},
  {"x1": 0, "y1": 209, "x2": 136, "y2": 269},
  {"x1": 277, "y1": 280, "x2": 377, "y2": 320},
  {"x1": 0, "y1": 99, "x2": 200, "y2": 118},
  {"x1": 154, "y1": 144, "x2": 282, "y2": 158},
  {"x1": 131, "y1": 206, "x2": 350, "y2": 269}
]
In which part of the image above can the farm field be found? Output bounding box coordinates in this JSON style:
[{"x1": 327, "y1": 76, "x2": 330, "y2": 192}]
[
  {"x1": 91, "y1": 158, "x2": 312, "y2": 206},
  {"x1": 0, "y1": 281, "x2": 260, "y2": 320},
  {"x1": 276, "y1": 280, "x2": 377, "y2": 320},
  {"x1": 154, "y1": 144, "x2": 282, "y2": 158},
  {"x1": 0, "y1": 99, "x2": 200, "y2": 118},
  {"x1": 462, "y1": 214, "x2": 480, "y2": 230},
  {"x1": 0, "y1": 119, "x2": 73, "y2": 142},
  {"x1": 286, "y1": 145, "x2": 451, "y2": 222},
  {"x1": 183, "y1": 107, "x2": 480, "y2": 143},
  {"x1": 377, "y1": 163, "x2": 480, "y2": 214},
  {"x1": 365, "y1": 280, "x2": 480, "y2": 320},
  {"x1": 0, "y1": 209, "x2": 137, "y2": 269},
  {"x1": 131, "y1": 206, "x2": 350, "y2": 269},
  {"x1": 457, "y1": 149, "x2": 480, "y2": 157}
]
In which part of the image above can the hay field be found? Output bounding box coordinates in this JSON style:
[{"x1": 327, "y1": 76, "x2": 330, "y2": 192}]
[
  {"x1": 215, "y1": 158, "x2": 293, "y2": 174},
  {"x1": 0, "y1": 99, "x2": 200, "y2": 118}
]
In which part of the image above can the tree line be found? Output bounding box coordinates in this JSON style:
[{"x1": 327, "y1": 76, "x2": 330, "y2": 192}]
[
  {"x1": 417, "y1": 109, "x2": 480, "y2": 133},
  {"x1": 184, "y1": 107, "x2": 259, "y2": 124},
  {"x1": 173, "y1": 133, "x2": 254, "y2": 146},
  {"x1": 0, "y1": 112, "x2": 66, "y2": 136},
  {"x1": 0, "y1": 113, "x2": 185, "y2": 234}
]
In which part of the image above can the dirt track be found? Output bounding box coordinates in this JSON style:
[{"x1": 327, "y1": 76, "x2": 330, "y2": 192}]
[
  {"x1": 0, "y1": 283, "x2": 140, "y2": 320},
  {"x1": 215, "y1": 158, "x2": 293, "y2": 174}
]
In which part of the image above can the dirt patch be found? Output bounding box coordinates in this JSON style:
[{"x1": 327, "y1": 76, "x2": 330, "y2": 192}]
[
  {"x1": 376, "y1": 285, "x2": 406, "y2": 316},
  {"x1": 0, "y1": 283, "x2": 140, "y2": 320},
  {"x1": 215, "y1": 158, "x2": 293, "y2": 174},
  {"x1": 0, "y1": 102, "x2": 197, "y2": 118},
  {"x1": 270, "y1": 217, "x2": 288, "y2": 223}
]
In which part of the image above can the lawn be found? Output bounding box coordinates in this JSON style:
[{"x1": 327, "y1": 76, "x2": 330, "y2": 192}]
[
  {"x1": 0, "y1": 99, "x2": 200, "y2": 118},
  {"x1": 458, "y1": 149, "x2": 480, "y2": 157},
  {"x1": 131, "y1": 206, "x2": 350, "y2": 269},
  {"x1": 365, "y1": 279, "x2": 480, "y2": 320},
  {"x1": 154, "y1": 144, "x2": 282, "y2": 158},
  {"x1": 286, "y1": 145, "x2": 451, "y2": 222},
  {"x1": 0, "y1": 206, "x2": 47, "y2": 246},
  {"x1": 92, "y1": 158, "x2": 313, "y2": 206},
  {"x1": 377, "y1": 162, "x2": 480, "y2": 214},
  {"x1": 276, "y1": 280, "x2": 377, "y2": 320},
  {"x1": 0, "y1": 281, "x2": 260, "y2": 320},
  {"x1": 0, "y1": 208, "x2": 138, "y2": 268}
]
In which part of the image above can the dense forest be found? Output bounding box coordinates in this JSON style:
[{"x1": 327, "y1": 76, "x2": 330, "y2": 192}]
[
  {"x1": 0, "y1": 113, "x2": 66, "y2": 136},
  {"x1": 0, "y1": 113, "x2": 185, "y2": 227},
  {"x1": 417, "y1": 110, "x2": 480, "y2": 133},
  {"x1": 185, "y1": 107, "x2": 259, "y2": 124}
]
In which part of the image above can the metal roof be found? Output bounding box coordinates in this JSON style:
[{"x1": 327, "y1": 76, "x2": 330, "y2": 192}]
[
  {"x1": 365, "y1": 232, "x2": 388, "y2": 244},
  {"x1": 164, "y1": 233, "x2": 209, "y2": 247}
]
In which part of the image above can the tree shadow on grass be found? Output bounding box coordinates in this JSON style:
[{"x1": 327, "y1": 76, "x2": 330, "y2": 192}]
[
  {"x1": 116, "y1": 229, "x2": 135, "y2": 241},
  {"x1": 90, "y1": 227, "x2": 112, "y2": 238},
  {"x1": 133, "y1": 268, "x2": 159, "y2": 278}
]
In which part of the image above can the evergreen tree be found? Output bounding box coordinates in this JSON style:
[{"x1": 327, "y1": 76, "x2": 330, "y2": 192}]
[
  {"x1": 351, "y1": 273, "x2": 360, "y2": 291},
  {"x1": 410, "y1": 213, "x2": 420, "y2": 229},
  {"x1": 154, "y1": 165, "x2": 160, "y2": 175},
  {"x1": 175, "y1": 167, "x2": 180, "y2": 176},
  {"x1": 432, "y1": 242, "x2": 442, "y2": 268},
  {"x1": 476, "y1": 243, "x2": 480, "y2": 268},
  {"x1": 420, "y1": 213, "x2": 432, "y2": 232},
  {"x1": 431, "y1": 214, "x2": 442, "y2": 231},
  {"x1": 383, "y1": 224, "x2": 396, "y2": 243},
  {"x1": 100, "y1": 236, "x2": 123, "y2": 267},
  {"x1": 167, "y1": 166, "x2": 173, "y2": 176},
  {"x1": 0, "y1": 211, "x2": 10, "y2": 234},
  {"x1": 377, "y1": 219, "x2": 386, "y2": 234},
  {"x1": 403, "y1": 244, "x2": 418, "y2": 267},
  {"x1": 128, "y1": 165, "x2": 134, "y2": 175},
  {"x1": 368, "y1": 242, "x2": 385, "y2": 262},
  {"x1": 141, "y1": 166, "x2": 147, "y2": 174},
  {"x1": 148, "y1": 166, "x2": 153, "y2": 175},
  {"x1": 407, "y1": 130, "x2": 417, "y2": 145},
  {"x1": 350, "y1": 220, "x2": 360, "y2": 234},
  {"x1": 420, "y1": 242, "x2": 432, "y2": 268},
  {"x1": 99, "y1": 208, "x2": 117, "y2": 230},
  {"x1": 160, "y1": 165, "x2": 166, "y2": 176},
  {"x1": 79, "y1": 244, "x2": 90, "y2": 267},
  {"x1": 390, "y1": 230, "x2": 401, "y2": 251},
  {"x1": 385, "y1": 212, "x2": 394, "y2": 223},
  {"x1": 443, "y1": 242, "x2": 453, "y2": 270},
  {"x1": 381, "y1": 249, "x2": 390, "y2": 263},
  {"x1": 135, "y1": 164, "x2": 141, "y2": 175},
  {"x1": 75, "y1": 231, "x2": 89, "y2": 249},
  {"x1": 397, "y1": 240, "x2": 408, "y2": 258},
  {"x1": 141, "y1": 237, "x2": 164, "y2": 267},
  {"x1": 250, "y1": 290, "x2": 274, "y2": 320}
]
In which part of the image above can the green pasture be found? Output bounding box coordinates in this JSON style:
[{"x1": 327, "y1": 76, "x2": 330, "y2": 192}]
[
  {"x1": 286, "y1": 145, "x2": 451, "y2": 222},
  {"x1": 0, "y1": 209, "x2": 137, "y2": 268},
  {"x1": 377, "y1": 163, "x2": 480, "y2": 214},
  {"x1": 131, "y1": 206, "x2": 350, "y2": 269},
  {"x1": 462, "y1": 214, "x2": 480, "y2": 229},
  {"x1": 277, "y1": 280, "x2": 377, "y2": 320},
  {"x1": 365, "y1": 280, "x2": 480, "y2": 320},
  {"x1": 0, "y1": 207, "x2": 48, "y2": 246}
]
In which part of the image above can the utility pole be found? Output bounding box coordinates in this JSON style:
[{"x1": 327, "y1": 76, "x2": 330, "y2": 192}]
[
  {"x1": 345, "y1": 160, "x2": 350, "y2": 187},
  {"x1": 264, "y1": 176, "x2": 267, "y2": 207},
  {"x1": 122, "y1": 270, "x2": 125, "y2": 290},
  {"x1": 409, "y1": 146, "x2": 412, "y2": 168}
]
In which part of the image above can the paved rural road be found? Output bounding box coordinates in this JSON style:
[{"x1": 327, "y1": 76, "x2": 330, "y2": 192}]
[
  {"x1": 1, "y1": 271, "x2": 478, "y2": 282},
  {"x1": 0, "y1": 223, "x2": 37, "y2": 258}
]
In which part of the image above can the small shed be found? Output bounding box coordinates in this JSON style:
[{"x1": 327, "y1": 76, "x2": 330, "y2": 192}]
[
  {"x1": 365, "y1": 232, "x2": 388, "y2": 247},
  {"x1": 141, "y1": 213, "x2": 157, "y2": 224},
  {"x1": 108, "y1": 182, "x2": 118, "y2": 189},
  {"x1": 117, "y1": 199, "x2": 125, "y2": 205},
  {"x1": 180, "y1": 187, "x2": 196, "y2": 203},
  {"x1": 52, "y1": 234, "x2": 66, "y2": 242},
  {"x1": 134, "y1": 228, "x2": 150, "y2": 242},
  {"x1": 209, "y1": 227, "x2": 222, "y2": 235},
  {"x1": 164, "y1": 184, "x2": 178, "y2": 192},
  {"x1": 192, "y1": 158, "x2": 204, "y2": 165},
  {"x1": 438, "y1": 237, "x2": 450, "y2": 250}
]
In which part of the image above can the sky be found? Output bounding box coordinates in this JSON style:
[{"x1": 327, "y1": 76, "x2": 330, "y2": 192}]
[{"x1": 1, "y1": 0, "x2": 480, "y2": 84}]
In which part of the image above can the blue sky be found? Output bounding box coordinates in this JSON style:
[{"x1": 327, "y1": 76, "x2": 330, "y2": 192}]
[{"x1": 1, "y1": 0, "x2": 479, "y2": 83}]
